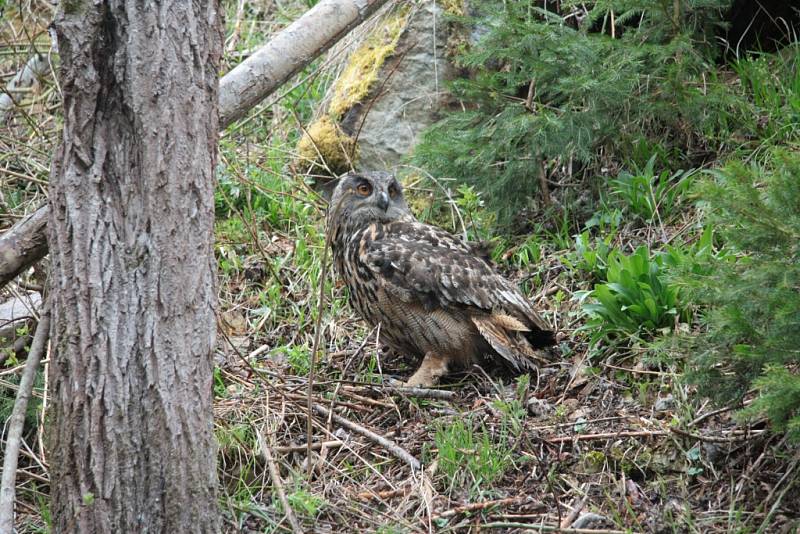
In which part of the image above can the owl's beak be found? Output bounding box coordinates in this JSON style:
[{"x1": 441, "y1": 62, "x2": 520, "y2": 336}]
[{"x1": 377, "y1": 191, "x2": 390, "y2": 211}]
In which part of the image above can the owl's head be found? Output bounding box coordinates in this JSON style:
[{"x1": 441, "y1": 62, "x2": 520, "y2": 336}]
[{"x1": 328, "y1": 171, "x2": 412, "y2": 237}]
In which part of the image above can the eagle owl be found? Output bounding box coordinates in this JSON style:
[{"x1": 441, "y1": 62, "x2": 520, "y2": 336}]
[{"x1": 328, "y1": 171, "x2": 556, "y2": 387}]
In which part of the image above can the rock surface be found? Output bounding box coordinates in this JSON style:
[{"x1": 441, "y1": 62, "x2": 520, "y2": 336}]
[{"x1": 347, "y1": 2, "x2": 454, "y2": 171}]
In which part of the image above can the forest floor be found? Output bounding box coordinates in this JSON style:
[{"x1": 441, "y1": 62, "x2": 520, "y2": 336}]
[
  {"x1": 204, "y1": 243, "x2": 798, "y2": 534},
  {"x1": 2, "y1": 1, "x2": 799, "y2": 533}
]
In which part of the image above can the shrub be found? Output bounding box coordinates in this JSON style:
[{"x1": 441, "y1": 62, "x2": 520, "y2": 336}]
[
  {"x1": 681, "y1": 151, "x2": 800, "y2": 439},
  {"x1": 413, "y1": 0, "x2": 732, "y2": 227}
]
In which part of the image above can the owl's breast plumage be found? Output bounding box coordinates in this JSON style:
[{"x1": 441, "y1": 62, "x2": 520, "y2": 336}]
[{"x1": 334, "y1": 223, "x2": 483, "y2": 362}]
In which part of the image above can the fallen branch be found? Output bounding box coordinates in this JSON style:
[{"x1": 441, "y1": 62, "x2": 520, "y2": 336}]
[
  {"x1": 256, "y1": 429, "x2": 303, "y2": 534},
  {"x1": 0, "y1": 305, "x2": 50, "y2": 533},
  {"x1": 347, "y1": 384, "x2": 458, "y2": 401},
  {"x1": 0, "y1": 0, "x2": 392, "y2": 291},
  {"x1": 669, "y1": 427, "x2": 767, "y2": 443},
  {"x1": 546, "y1": 427, "x2": 766, "y2": 445},
  {"x1": 0, "y1": 207, "x2": 48, "y2": 289},
  {"x1": 312, "y1": 403, "x2": 421, "y2": 470},
  {"x1": 220, "y1": 0, "x2": 390, "y2": 125},
  {"x1": 545, "y1": 430, "x2": 667, "y2": 443},
  {"x1": 433, "y1": 495, "x2": 531, "y2": 520},
  {"x1": 356, "y1": 486, "x2": 411, "y2": 501},
  {"x1": 273, "y1": 440, "x2": 344, "y2": 454},
  {"x1": 479, "y1": 523, "x2": 627, "y2": 534}
]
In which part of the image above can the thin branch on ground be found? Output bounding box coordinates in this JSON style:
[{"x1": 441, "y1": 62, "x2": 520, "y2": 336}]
[
  {"x1": 255, "y1": 428, "x2": 304, "y2": 534},
  {"x1": 312, "y1": 403, "x2": 420, "y2": 470},
  {"x1": 0, "y1": 303, "x2": 50, "y2": 533}
]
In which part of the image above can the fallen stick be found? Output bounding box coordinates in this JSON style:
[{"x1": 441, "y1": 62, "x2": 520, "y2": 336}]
[
  {"x1": 256, "y1": 429, "x2": 304, "y2": 534},
  {"x1": 479, "y1": 523, "x2": 627, "y2": 534},
  {"x1": 545, "y1": 430, "x2": 668, "y2": 443},
  {"x1": 356, "y1": 486, "x2": 411, "y2": 501},
  {"x1": 433, "y1": 495, "x2": 530, "y2": 520},
  {"x1": 669, "y1": 427, "x2": 767, "y2": 443},
  {"x1": 220, "y1": 0, "x2": 390, "y2": 125},
  {"x1": 0, "y1": 207, "x2": 48, "y2": 289},
  {"x1": 0, "y1": 305, "x2": 50, "y2": 533},
  {"x1": 559, "y1": 496, "x2": 588, "y2": 529},
  {"x1": 347, "y1": 384, "x2": 458, "y2": 401},
  {"x1": 546, "y1": 428, "x2": 764, "y2": 444},
  {"x1": 312, "y1": 403, "x2": 420, "y2": 470},
  {"x1": 273, "y1": 440, "x2": 344, "y2": 454}
]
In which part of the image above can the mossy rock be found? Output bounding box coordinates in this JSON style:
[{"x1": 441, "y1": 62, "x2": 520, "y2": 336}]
[
  {"x1": 581, "y1": 450, "x2": 607, "y2": 474},
  {"x1": 328, "y1": 8, "x2": 410, "y2": 120},
  {"x1": 297, "y1": 2, "x2": 460, "y2": 175},
  {"x1": 296, "y1": 116, "x2": 358, "y2": 176}
]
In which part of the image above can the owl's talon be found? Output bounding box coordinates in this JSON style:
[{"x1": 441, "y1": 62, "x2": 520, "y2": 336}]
[{"x1": 402, "y1": 352, "x2": 448, "y2": 388}]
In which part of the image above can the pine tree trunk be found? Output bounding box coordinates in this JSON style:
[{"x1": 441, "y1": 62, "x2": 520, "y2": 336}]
[{"x1": 47, "y1": 2, "x2": 222, "y2": 532}]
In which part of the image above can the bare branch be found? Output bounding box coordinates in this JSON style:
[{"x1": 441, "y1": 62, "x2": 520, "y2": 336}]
[{"x1": 0, "y1": 304, "x2": 50, "y2": 532}]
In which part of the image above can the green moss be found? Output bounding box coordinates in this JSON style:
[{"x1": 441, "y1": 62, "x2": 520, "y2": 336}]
[
  {"x1": 296, "y1": 116, "x2": 358, "y2": 175},
  {"x1": 581, "y1": 450, "x2": 606, "y2": 473},
  {"x1": 328, "y1": 8, "x2": 409, "y2": 119}
]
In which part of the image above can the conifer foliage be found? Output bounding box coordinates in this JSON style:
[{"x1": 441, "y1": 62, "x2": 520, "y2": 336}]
[
  {"x1": 685, "y1": 151, "x2": 800, "y2": 439},
  {"x1": 413, "y1": 0, "x2": 731, "y2": 224}
]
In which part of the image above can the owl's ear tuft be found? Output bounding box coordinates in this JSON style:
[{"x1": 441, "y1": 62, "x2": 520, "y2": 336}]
[{"x1": 318, "y1": 177, "x2": 341, "y2": 204}]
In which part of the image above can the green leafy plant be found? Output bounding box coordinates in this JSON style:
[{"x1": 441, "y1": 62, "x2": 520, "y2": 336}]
[
  {"x1": 453, "y1": 183, "x2": 495, "y2": 241},
  {"x1": 578, "y1": 245, "x2": 684, "y2": 346},
  {"x1": 285, "y1": 488, "x2": 326, "y2": 518},
  {"x1": 610, "y1": 156, "x2": 696, "y2": 222},
  {"x1": 511, "y1": 235, "x2": 543, "y2": 269},
  {"x1": 570, "y1": 230, "x2": 614, "y2": 280},
  {"x1": 280, "y1": 344, "x2": 313, "y2": 376}
]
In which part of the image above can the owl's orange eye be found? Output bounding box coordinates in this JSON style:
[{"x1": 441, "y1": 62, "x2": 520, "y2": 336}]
[
  {"x1": 388, "y1": 185, "x2": 399, "y2": 198},
  {"x1": 356, "y1": 183, "x2": 372, "y2": 196}
]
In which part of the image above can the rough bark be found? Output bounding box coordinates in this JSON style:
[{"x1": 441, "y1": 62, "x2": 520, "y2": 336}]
[
  {"x1": 0, "y1": 0, "x2": 391, "y2": 289},
  {"x1": 47, "y1": 2, "x2": 222, "y2": 532},
  {"x1": 0, "y1": 206, "x2": 48, "y2": 287}
]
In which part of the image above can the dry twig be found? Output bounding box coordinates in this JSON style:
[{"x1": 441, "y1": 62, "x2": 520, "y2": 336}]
[
  {"x1": 347, "y1": 384, "x2": 457, "y2": 401},
  {"x1": 0, "y1": 304, "x2": 49, "y2": 533},
  {"x1": 312, "y1": 403, "x2": 421, "y2": 470},
  {"x1": 433, "y1": 495, "x2": 532, "y2": 520},
  {"x1": 256, "y1": 428, "x2": 304, "y2": 534}
]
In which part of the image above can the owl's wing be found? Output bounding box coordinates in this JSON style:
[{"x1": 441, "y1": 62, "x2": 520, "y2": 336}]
[{"x1": 363, "y1": 221, "x2": 554, "y2": 348}]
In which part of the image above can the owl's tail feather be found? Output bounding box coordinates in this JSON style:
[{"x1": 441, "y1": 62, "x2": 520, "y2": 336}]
[{"x1": 471, "y1": 313, "x2": 547, "y2": 373}]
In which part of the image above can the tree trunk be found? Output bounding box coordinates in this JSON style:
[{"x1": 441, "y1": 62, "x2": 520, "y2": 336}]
[{"x1": 47, "y1": 2, "x2": 222, "y2": 532}]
